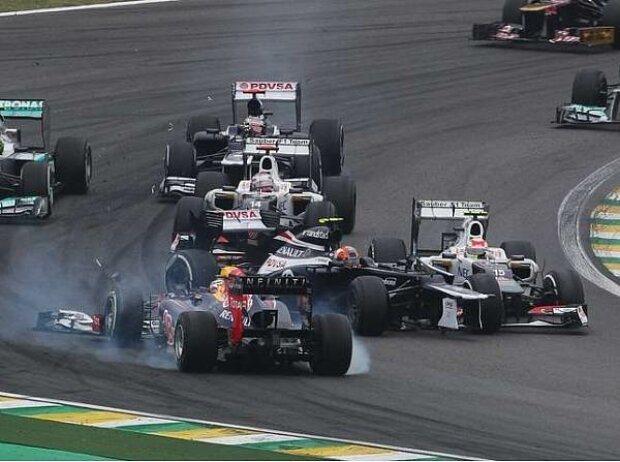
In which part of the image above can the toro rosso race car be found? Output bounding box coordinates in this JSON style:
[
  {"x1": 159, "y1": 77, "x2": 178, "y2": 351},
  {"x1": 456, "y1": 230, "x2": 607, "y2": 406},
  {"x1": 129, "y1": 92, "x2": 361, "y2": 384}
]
[
  {"x1": 555, "y1": 66, "x2": 620, "y2": 125},
  {"x1": 159, "y1": 81, "x2": 345, "y2": 197},
  {"x1": 369, "y1": 199, "x2": 588, "y2": 330},
  {"x1": 173, "y1": 154, "x2": 355, "y2": 239},
  {"x1": 472, "y1": 0, "x2": 620, "y2": 49},
  {"x1": 0, "y1": 99, "x2": 92, "y2": 218},
  {"x1": 36, "y1": 270, "x2": 353, "y2": 376}
]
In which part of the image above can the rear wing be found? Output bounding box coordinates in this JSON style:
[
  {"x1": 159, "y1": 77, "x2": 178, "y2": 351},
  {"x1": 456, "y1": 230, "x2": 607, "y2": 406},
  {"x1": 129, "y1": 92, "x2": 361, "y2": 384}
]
[
  {"x1": 0, "y1": 99, "x2": 49, "y2": 149},
  {"x1": 244, "y1": 137, "x2": 311, "y2": 156},
  {"x1": 231, "y1": 276, "x2": 311, "y2": 295},
  {"x1": 410, "y1": 198, "x2": 490, "y2": 257},
  {"x1": 232, "y1": 82, "x2": 299, "y2": 101}
]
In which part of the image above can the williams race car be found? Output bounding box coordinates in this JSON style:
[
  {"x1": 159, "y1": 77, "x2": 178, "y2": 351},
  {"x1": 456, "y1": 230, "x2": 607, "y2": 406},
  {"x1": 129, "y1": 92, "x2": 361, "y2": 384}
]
[
  {"x1": 555, "y1": 66, "x2": 620, "y2": 125},
  {"x1": 0, "y1": 99, "x2": 92, "y2": 218},
  {"x1": 472, "y1": 0, "x2": 620, "y2": 49},
  {"x1": 36, "y1": 270, "x2": 353, "y2": 376},
  {"x1": 159, "y1": 81, "x2": 344, "y2": 197},
  {"x1": 368, "y1": 199, "x2": 588, "y2": 330}
]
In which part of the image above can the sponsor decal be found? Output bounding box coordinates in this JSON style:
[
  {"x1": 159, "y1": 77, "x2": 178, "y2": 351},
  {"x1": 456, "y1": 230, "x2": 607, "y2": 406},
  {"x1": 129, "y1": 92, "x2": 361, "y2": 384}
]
[
  {"x1": 224, "y1": 210, "x2": 260, "y2": 220},
  {"x1": 219, "y1": 309, "x2": 251, "y2": 327},
  {"x1": 246, "y1": 137, "x2": 310, "y2": 146},
  {"x1": 243, "y1": 276, "x2": 307, "y2": 291},
  {"x1": 264, "y1": 256, "x2": 287, "y2": 270},
  {"x1": 383, "y1": 277, "x2": 397, "y2": 287},
  {"x1": 457, "y1": 266, "x2": 469, "y2": 278},
  {"x1": 276, "y1": 246, "x2": 309, "y2": 258},
  {"x1": 237, "y1": 82, "x2": 296, "y2": 92},
  {"x1": 302, "y1": 228, "x2": 329, "y2": 240},
  {"x1": 0, "y1": 100, "x2": 43, "y2": 112}
]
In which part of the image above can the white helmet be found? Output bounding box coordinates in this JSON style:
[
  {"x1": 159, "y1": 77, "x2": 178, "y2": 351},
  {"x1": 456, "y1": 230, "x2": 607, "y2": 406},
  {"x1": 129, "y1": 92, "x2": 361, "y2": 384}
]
[{"x1": 251, "y1": 172, "x2": 275, "y2": 193}]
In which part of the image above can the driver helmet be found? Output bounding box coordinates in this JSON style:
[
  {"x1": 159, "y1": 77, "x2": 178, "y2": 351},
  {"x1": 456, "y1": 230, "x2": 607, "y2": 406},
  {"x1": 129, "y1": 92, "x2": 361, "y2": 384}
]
[
  {"x1": 334, "y1": 245, "x2": 360, "y2": 268},
  {"x1": 251, "y1": 172, "x2": 275, "y2": 193},
  {"x1": 466, "y1": 238, "x2": 488, "y2": 258},
  {"x1": 244, "y1": 116, "x2": 265, "y2": 135},
  {"x1": 247, "y1": 96, "x2": 263, "y2": 117}
]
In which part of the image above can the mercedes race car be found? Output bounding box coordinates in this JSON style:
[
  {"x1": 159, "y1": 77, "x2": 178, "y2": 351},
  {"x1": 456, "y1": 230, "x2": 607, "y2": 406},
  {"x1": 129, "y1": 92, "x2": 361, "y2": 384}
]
[
  {"x1": 36, "y1": 271, "x2": 353, "y2": 376},
  {"x1": 0, "y1": 99, "x2": 92, "y2": 218},
  {"x1": 164, "y1": 223, "x2": 501, "y2": 338},
  {"x1": 472, "y1": 0, "x2": 620, "y2": 49},
  {"x1": 555, "y1": 66, "x2": 620, "y2": 125},
  {"x1": 368, "y1": 199, "x2": 588, "y2": 330},
  {"x1": 159, "y1": 81, "x2": 344, "y2": 197}
]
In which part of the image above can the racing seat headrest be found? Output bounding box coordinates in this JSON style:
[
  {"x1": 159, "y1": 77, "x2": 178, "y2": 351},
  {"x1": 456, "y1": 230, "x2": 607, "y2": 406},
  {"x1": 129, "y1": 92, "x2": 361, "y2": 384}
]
[
  {"x1": 466, "y1": 219, "x2": 485, "y2": 241},
  {"x1": 258, "y1": 155, "x2": 280, "y2": 179}
]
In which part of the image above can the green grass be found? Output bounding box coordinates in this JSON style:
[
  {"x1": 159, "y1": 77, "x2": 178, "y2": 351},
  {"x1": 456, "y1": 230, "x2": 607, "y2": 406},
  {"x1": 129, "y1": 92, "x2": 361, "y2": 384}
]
[
  {"x1": 0, "y1": 0, "x2": 138, "y2": 12},
  {"x1": 0, "y1": 413, "x2": 316, "y2": 461}
]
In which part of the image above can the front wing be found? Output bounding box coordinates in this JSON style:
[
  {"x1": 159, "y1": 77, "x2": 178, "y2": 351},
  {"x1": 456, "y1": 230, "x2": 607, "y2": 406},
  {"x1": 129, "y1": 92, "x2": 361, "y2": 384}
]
[{"x1": 502, "y1": 304, "x2": 588, "y2": 329}]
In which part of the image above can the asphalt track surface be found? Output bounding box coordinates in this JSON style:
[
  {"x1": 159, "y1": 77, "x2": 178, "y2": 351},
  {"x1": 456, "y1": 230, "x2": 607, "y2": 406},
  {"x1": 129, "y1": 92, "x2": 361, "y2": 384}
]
[{"x1": 1, "y1": 1, "x2": 620, "y2": 459}]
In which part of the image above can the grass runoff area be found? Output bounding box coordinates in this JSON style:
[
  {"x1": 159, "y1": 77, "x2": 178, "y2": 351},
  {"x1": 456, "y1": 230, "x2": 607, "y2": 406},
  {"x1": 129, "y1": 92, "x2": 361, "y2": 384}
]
[
  {"x1": 0, "y1": 0, "x2": 137, "y2": 12},
  {"x1": 0, "y1": 413, "x2": 316, "y2": 461}
]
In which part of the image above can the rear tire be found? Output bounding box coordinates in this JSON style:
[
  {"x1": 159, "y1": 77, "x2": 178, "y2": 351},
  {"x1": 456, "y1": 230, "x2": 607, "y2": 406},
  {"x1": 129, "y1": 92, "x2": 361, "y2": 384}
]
[
  {"x1": 502, "y1": 0, "x2": 527, "y2": 23},
  {"x1": 103, "y1": 283, "x2": 143, "y2": 347},
  {"x1": 500, "y1": 240, "x2": 536, "y2": 262},
  {"x1": 175, "y1": 311, "x2": 219, "y2": 373},
  {"x1": 347, "y1": 276, "x2": 389, "y2": 336},
  {"x1": 165, "y1": 249, "x2": 219, "y2": 295},
  {"x1": 310, "y1": 119, "x2": 344, "y2": 176},
  {"x1": 463, "y1": 274, "x2": 504, "y2": 334},
  {"x1": 195, "y1": 171, "x2": 229, "y2": 199},
  {"x1": 304, "y1": 200, "x2": 337, "y2": 228},
  {"x1": 368, "y1": 237, "x2": 407, "y2": 263},
  {"x1": 322, "y1": 176, "x2": 356, "y2": 234},
  {"x1": 54, "y1": 137, "x2": 92, "y2": 194},
  {"x1": 186, "y1": 115, "x2": 221, "y2": 143},
  {"x1": 602, "y1": 0, "x2": 620, "y2": 49},
  {"x1": 310, "y1": 313, "x2": 352, "y2": 376},
  {"x1": 571, "y1": 69, "x2": 608, "y2": 107},
  {"x1": 543, "y1": 269, "x2": 585, "y2": 305},
  {"x1": 166, "y1": 141, "x2": 196, "y2": 178}
]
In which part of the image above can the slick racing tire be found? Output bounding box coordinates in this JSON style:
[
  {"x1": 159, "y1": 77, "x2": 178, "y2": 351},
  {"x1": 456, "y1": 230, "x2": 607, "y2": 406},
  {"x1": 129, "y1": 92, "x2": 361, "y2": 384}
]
[
  {"x1": 602, "y1": 0, "x2": 620, "y2": 49},
  {"x1": 322, "y1": 176, "x2": 356, "y2": 234},
  {"x1": 175, "y1": 310, "x2": 218, "y2": 373},
  {"x1": 165, "y1": 249, "x2": 219, "y2": 295},
  {"x1": 186, "y1": 114, "x2": 221, "y2": 143},
  {"x1": 368, "y1": 237, "x2": 408, "y2": 263},
  {"x1": 293, "y1": 152, "x2": 322, "y2": 190},
  {"x1": 166, "y1": 141, "x2": 196, "y2": 178},
  {"x1": 172, "y1": 196, "x2": 203, "y2": 238},
  {"x1": 502, "y1": 0, "x2": 527, "y2": 24},
  {"x1": 54, "y1": 137, "x2": 92, "y2": 194},
  {"x1": 571, "y1": 70, "x2": 608, "y2": 107},
  {"x1": 304, "y1": 200, "x2": 337, "y2": 228},
  {"x1": 543, "y1": 269, "x2": 585, "y2": 305},
  {"x1": 499, "y1": 240, "x2": 536, "y2": 262},
  {"x1": 347, "y1": 276, "x2": 389, "y2": 336},
  {"x1": 310, "y1": 119, "x2": 344, "y2": 176},
  {"x1": 103, "y1": 282, "x2": 143, "y2": 347},
  {"x1": 463, "y1": 273, "x2": 504, "y2": 334},
  {"x1": 195, "y1": 171, "x2": 229, "y2": 199},
  {"x1": 21, "y1": 161, "x2": 53, "y2": 216},
  {"x1": 310, "y1": 313, "x2": 352, "y2": 376}
]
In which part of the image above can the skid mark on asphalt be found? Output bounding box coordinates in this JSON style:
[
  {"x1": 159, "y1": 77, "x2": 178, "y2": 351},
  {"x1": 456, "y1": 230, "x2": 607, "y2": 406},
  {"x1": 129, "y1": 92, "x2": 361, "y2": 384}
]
[{"x1": 0, "y1": 0, "x2": 178, "y2": 17}]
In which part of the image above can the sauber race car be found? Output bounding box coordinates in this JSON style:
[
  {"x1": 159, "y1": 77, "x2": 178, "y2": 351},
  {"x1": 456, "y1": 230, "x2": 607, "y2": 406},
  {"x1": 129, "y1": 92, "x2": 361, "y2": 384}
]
[
  {"x1": 369, "y1": 199, "x2": 588, "y2": 330},
  {"x1": 172, "y1": 154, "x2": 355, "y2": 239},
  {"x1": 164, "y1": 222, "x2": 501, "y2": 338},
  {"x1": 37, "y1": 271, "x2": 353, "y2": 376},
  {"x1": 159, "y1": 81, "x2": 345, "y2": 197},
  {"x1": 472, "y1": 0, "x2": 620, "y2": 49},
  {"x1": 555, "y1": 66, "x2": 620, "y2": 125},
  {"x1": 0, "y1": 99, "x2": 92, "y2": 218}
]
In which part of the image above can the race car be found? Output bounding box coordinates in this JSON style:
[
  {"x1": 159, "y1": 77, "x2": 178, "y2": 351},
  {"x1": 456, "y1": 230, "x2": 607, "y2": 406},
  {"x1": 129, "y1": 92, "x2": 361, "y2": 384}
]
[
  {"x1": 159, "y1": 81, "x2": 344, "y2": 197},
  {"x1": 36, "y1": 270, "x2": 353, "y2": 376},
  {"x1": 555, "y1": 67, "x2": 620, "y2": 125},
  {"x1": 472, "y1": 0, "x2": 620, "y2": 49},
  {"x1": 368, "y1": 199, "x2": 588, "y2": 330},
  {"x1": 0, "y1": 99, "x2": 92, "y2": 218},
  {"x1": 164, "y1": 224, "x2": 501, "y2": 337}
]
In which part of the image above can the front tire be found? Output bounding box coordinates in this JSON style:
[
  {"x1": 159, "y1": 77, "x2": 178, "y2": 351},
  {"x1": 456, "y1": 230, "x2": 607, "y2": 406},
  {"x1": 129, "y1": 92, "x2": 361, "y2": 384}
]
[
  {"x1": 103, "y1": 283, "x2": 143, "y2": 347},
  {"x1": 166, "y1": 141, "x2": 195, "y2": 178},
  {"x1": 21, "y1": 161, "x2": 53, "y2": 216},
  {"x1": 322, "y1": 176, "x2": 356, "y2": 234},
  {"x1": 175, "y1": 311, "x2": 219, "y2": 373},
  {"x1": 543, "y1": 269, "x2": 585, "y2": 305},
  {"x1": 571, "y1": 70, "x2": 608, "y2": 107},
  {"x1": 502, "y1": 0, "x2": 527, "y2": 23},
  {"x1": 602, "y1": 0, "x2": 620, "y2": 49},
  {"x1": 304, "y1": 200, "x2": 337, "y2": 228},
  {"x1": 310, "y1": 313, "x2": 352, "y2": 376},
  {"x1": 463, "y1": 274, "x2": 504, "y2": 334},
  {"x1": 500, "y1": 240, "x2": 536, "y2": 261},
  {"x1": 347, "y1": 276, "x2": 389, "y2": 336},
  {"x1": 195, "y1": 171, "x2": 229, "y2": 199},
  {"x1": 368, "y1": 237, "x2": 407, "y2": 263}
]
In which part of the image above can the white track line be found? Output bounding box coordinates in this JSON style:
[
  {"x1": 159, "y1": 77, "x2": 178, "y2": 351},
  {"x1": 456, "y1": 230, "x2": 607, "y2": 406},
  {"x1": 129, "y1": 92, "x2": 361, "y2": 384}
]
[
  {"x1": 558, "y1": 156, "x2": 620, "y2": 297},
  {"x1": 0, "y1": 391, "x2": 480, "y2": 461},
  {"x1": 0, "y1": 0, "x2": 178, "y2": 17}
]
